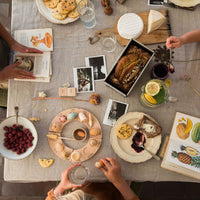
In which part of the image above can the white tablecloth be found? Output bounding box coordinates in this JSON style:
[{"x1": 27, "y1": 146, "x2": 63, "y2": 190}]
[{"x1": 4, "y1": 0, "x2": 200, "y2": 182}]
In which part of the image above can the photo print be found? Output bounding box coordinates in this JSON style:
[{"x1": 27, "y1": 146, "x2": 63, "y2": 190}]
[
  {"x1": 103, "y1": 99, "x2": 129, "y2": 126},
  {"x1": 73, "y1": 66, "x2": 95, "y2": 93},
  {"x1": 148, "y1": 0, "x2": 163, "y2": 5},
  {"x1": 85, "y1": 55, "x2": 107, "y2": 81}
]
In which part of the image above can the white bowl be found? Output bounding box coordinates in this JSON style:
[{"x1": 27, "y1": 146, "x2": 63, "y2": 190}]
[{"x1": 0, "y1": 116, "x2": 38, "y2": 160}]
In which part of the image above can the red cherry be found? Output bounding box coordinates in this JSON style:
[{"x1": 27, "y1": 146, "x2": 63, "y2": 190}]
[
  {"x1": 18, "y1": 125, "x2": 23, "y2": 129},
  {"x1": 4, "y1": 126, "x2": 9, "y2": 131},
  {"x1": 13, "y1": 124, "x2": 17, "y2": 129}
]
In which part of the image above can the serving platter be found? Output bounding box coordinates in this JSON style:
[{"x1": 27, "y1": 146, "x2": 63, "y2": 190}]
[
  {"x1": 36, "y1": 0, "x2": 79, "y2": 24},
  {"x1": 169, "y1": 0, "x2": 200, "y2": 7},
  {"x1": 110, "y1": 112, "x2": 161, "y2": 163},
  {"x1": 48, "y1": 108, "x2": 102, "y2": 162}
]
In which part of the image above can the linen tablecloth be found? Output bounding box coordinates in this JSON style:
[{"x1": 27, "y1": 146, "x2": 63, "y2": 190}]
[{"x1": 4, "y1": 0, "x2": 200, "y2": 182}]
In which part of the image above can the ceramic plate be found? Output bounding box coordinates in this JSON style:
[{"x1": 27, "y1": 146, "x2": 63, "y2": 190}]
[
  {"x1": 169, "y1": 0, "x2": 200, "y2": 7},
  {"x1": 0, "y1": 116, "x2": 38, "y2": 160},
  {"x1": 36, "y1": 0, "x2": 79, "y2": 24},
  {"x1": 110, "y1": 112, "x2": 161, "y2": 163}
]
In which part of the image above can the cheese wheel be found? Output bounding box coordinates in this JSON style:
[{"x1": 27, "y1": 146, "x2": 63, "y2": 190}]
[
  {"x1": 117, "y1": 13, "x2": 144, "y2": 40},
  {"x1": 147, "y1": 10, "x2": 166, "y2": 34}
]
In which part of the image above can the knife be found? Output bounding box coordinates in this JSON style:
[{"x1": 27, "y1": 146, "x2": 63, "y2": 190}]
[{"x1": 161, "y1": 0, "x2": 195, "y2": 11}]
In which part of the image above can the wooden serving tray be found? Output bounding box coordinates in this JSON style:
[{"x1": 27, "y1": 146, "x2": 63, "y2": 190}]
[
  {"x1": 94, "y1": 9, "x2": 170, "y2": 46},
  {"x1": 48, "y1": 108, "x2": 102, "y2": 162}
]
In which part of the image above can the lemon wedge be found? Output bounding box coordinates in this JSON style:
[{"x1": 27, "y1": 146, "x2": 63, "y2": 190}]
[
  {"x1": 144, "y1": 94, "x2": 157, "y2": 104},
  {"x1": 145, "y1": 81, "x2": 160, "y2": 96},
  {"x1": 39, "y1": 159, "x2": 54, "y2": 168},
  {"x1": 184, "y1": 118, "x2": 193, "y2": 134}
]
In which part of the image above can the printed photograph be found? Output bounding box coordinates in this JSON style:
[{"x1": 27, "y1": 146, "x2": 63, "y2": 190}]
[
  {"x1": 103, "y1": 99, "x2": 129, "y2": 126},
  {"x1": 85, "y1": 55, "x2": 107, "y2": 81},
  {"x1": 73, "y1": 67, "x2": 95, "y2": 93},
  {"x1": 148, "y1": 0, "x2": 163, "y2": 5}
]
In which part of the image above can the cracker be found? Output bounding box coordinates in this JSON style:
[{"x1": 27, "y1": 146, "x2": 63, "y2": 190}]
[
  {"x1": 52, "y1": 8, "x2": 67, "y2": 20},
  {"x1": 62, "y1": 0, "x2": 76, "y2": 11},
  {"x1": 57, "y1": 2, "x2": 70, "y2": 14},
  {"x1": 68, "y1": 8, "x2": 79, "y2": 18},
  {"x1": 116, "y1": 124, "x2": 132, "y2": 139},
  {"x1": 45, "y1": 0, "x2": 60, "y2": 8}
]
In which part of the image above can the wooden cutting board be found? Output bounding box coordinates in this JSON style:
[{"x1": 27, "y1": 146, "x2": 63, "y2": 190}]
[{"x1": 94, "y1": 9, "x2": 171, "y2": 46}]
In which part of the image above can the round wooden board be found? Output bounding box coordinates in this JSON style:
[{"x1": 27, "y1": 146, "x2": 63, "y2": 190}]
[{"x1": 48, "y1": 108, "x2": 102, "y2": 162}]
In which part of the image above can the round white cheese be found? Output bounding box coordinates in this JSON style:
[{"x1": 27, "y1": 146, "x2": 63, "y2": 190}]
[{"x1": 117, "y1": 13, "x2": 144, "y2": 40}]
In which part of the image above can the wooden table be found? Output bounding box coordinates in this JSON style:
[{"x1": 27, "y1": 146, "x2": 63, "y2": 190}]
[{"x1": 4, "y1": 0, "x2": 200, "y2": 182}]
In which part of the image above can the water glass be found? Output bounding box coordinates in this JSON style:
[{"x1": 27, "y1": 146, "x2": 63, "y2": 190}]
[
  {"x1": 68, "y1": 165, "x2": 89, "y2": 185},
  {"x1": 100, "y1": 31, "x2": 116, "y2": 52},
  {"x1": 77, "y1": 0, "x2": 96, "y2": 29}
]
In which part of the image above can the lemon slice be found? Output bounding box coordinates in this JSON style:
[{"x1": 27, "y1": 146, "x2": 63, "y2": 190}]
[
  {"x1": 144, "y1": 94, "x2": 157, "y2": 104},
  {"x1": 145, "y1": 81, "x2": 160, "y2": 96},
  {"x1": 39, "y1": 159, "x2": 54, "y2": 168}
]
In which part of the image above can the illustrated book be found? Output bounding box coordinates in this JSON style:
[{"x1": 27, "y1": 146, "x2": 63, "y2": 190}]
[
  {"x1": 161, "y1": 112, "x2": 200, "y2": 180},
  {"x1": 14, "y1": 28, "x2": 53, "y2": 82}
]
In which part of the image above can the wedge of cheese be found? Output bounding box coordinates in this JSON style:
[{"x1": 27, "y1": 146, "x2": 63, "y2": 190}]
[
  {"x1": 39, "y1": 159, "x2": 54, "y2": 168},
  {"x1": 147, "y1": 10, "x2": 166, "y2": 34}
]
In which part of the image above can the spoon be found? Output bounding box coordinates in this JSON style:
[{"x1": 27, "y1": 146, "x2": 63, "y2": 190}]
[
  {"x1": 168, "y1": 48, "x2": 175, "y2": 73},
  {"x1": 14, "y1": 106, "x2": 19, "y2": 127},
  {"x1": 47, "y1": 133, "x2": 80, "y2": 142},
  {"x1": 138, "y1": 142, "x2": 161, "y2": 161}
]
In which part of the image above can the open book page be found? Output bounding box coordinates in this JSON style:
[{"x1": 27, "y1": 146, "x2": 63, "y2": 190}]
[
  {"x1": 14, "y1": 52, "x2": 52, "y2": 82},
  {"x1": 14, "y1": 28, "x2": 53, "y2": 52},
  {"x1": 161, "y1": 112, "x2": 200, "y2": 179}
]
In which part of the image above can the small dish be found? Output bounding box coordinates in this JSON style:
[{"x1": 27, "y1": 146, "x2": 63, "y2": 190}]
[{"x1": 73, "y1": 128, "x2": 87, "y2": 141}]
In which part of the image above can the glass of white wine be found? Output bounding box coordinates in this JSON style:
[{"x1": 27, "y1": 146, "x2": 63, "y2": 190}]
[{"x1": 68, "y1": 165, "x2": 89, "y2": 185}]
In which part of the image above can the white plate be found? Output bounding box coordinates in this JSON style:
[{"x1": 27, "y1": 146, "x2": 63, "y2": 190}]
[
  {"x1": 169, "y1": 0, "x2": 200, "y2": 7},
  {"x1": 36, "y1": 0, "x2": 79, "y2": 24},
  {"x1": 110, "y1": 112, "x2": 161, "y2": 163},
  {"x1": 0, "y1": 116, "x2": 38, "y2": 160}
]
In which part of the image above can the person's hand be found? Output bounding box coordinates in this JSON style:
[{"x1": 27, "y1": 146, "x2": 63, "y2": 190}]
[
  {"x1": 54, "y1": 163, "x2": 83, "y2": 197},
  {"x1": 10, "y1": 41, "x2": 43, "y2": 53},
  {"x1": 99, "y1": 157, "x2": 123, "y2": 185},
  {"x1": 166, "y1": 36, "x2": 183, "y2": 49},
  {"x1": 0, "y1": 62, "x2": 35, "y2": 82}
]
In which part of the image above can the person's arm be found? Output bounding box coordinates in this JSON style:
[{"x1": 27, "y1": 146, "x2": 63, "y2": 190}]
[
  {"x1": 100, "y1": 158, "x2": 139, "y2": 200},
  {"x1": 166, "y1": 29, "x2": 200, "y2": 49},
  {"x1": 0, "y1": 62, "x2": 35, "y2": 82},
  {"x1": 0, "y1": 22, "x2": 42, "y2": 53},
  {"x1": 45, "y1": 163, "x2": 83, "y2": 200}
]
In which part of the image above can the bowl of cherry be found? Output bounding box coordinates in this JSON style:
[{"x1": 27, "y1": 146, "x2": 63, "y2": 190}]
[{"x1": 0, "y1": 116, "x2": 38, "y2": 160}]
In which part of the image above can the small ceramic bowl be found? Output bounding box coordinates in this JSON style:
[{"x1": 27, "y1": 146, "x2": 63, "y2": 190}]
[{"x1": 72, "y1": 128, "x2": 87, "y2": 142}]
